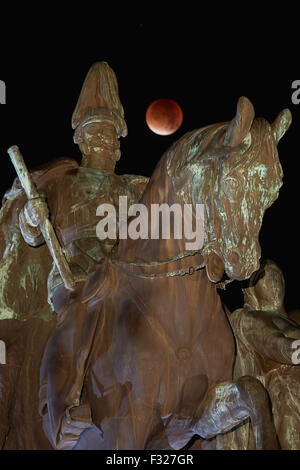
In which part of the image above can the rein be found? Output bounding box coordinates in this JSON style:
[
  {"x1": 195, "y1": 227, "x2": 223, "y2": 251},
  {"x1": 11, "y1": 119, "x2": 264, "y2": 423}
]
[
  {"x1": 103, "y1": 249, "x2": 233, "y2": 289},
  {"x1": 104, "y1": 248, "x2": 204, "y2": 279}
]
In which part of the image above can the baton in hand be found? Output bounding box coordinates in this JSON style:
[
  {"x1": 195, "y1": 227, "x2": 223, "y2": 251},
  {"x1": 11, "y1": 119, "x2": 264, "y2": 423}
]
[{"x1": 8, "y1": 145, "x2": 75, "y2": 291}]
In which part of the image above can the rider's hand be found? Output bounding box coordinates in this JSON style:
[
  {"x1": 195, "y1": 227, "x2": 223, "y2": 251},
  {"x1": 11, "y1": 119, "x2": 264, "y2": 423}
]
[{"x1": 23, "y1": 197, "x2": 49, "y2": 228}]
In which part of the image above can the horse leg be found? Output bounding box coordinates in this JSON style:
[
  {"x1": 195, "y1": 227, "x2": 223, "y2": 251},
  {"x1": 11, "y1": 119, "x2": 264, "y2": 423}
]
[
  {"x1": 73, "y1": 415, "x2": 135, "y2": 449},
  {"x1": 166, "y1": 376, "x2": 279, "y2": 450},
  {"x1": 74, "y1": 397, "x2": 163, "y2": 450}
]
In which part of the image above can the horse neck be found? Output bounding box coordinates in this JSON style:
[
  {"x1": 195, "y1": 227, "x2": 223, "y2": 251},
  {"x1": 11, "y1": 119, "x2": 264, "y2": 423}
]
[
  {"x1": 112, "y1": 164, "x2": 221, "y2": 345},
  {"x1": 114, "y1": 156, "x2": 207, "y2": 285},
  {"x1": 111, "y1": 140, "x2": 222, "y2": 339},
  {"x1": 116, "y1": 158, "x2": 188, "y2": 263}
]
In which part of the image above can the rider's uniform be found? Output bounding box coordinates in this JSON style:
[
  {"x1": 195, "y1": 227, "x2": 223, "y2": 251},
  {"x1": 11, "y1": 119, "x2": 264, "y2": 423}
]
[{"x1": 19, "y1": 159, "x2": 148, "y2": 449}]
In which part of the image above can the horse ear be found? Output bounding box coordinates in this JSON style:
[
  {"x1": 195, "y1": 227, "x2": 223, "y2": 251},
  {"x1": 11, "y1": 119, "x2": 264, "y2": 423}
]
[
  {"x1": 271, "y1": 109, "x2": 292, "y2": 144},
  {"x1": 223, "y1": 96, "x2": 255, "y2": 147}
]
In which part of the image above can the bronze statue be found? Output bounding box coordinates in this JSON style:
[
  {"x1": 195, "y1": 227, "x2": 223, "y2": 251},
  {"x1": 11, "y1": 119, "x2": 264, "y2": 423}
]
[
  {"x1": 0, "y1": 61, "x2": 294, "y2": 450},
  {"x1": 67, "y1": 96, "x2": 291, "y2": 450}
]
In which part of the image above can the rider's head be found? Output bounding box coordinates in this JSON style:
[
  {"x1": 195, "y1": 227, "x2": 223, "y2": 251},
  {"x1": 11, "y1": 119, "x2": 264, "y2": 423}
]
[
  {"x1": 243, "y1": 259, "x2": 285, "y2": 313},
  {"x1": 74, "y1": 109, "x2": 122, "y2": 162},
  {"x1": 72, "y1": 62, "x2": 127, "y2": 168}
]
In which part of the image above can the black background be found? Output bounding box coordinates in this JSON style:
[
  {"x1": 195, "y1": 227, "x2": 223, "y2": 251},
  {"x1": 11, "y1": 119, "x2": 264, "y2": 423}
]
[{"x1": 0, "y1": 5, "x2": 298, "y2": 312}]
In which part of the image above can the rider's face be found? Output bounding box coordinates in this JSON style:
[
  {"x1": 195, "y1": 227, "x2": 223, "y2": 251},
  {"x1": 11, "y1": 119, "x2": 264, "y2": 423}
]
[{"x1": 80, "y1": 122, "x2": 121, "y2": 160}]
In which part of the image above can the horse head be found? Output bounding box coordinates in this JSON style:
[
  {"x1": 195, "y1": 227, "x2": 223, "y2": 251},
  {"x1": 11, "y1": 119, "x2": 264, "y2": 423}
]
[{"x1": 167, "y1": 97, "x2": 292, "y2": 282}]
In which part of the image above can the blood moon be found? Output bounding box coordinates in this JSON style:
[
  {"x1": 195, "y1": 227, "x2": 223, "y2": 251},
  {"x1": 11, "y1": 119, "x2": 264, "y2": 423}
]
[{"x1": 146, "y1": 99, "x2": 183, "y2": 136}]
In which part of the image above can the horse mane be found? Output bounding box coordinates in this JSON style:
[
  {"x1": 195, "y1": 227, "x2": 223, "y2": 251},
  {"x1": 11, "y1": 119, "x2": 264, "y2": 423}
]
[{"x1": 165, "y1": 117, "x2": 273, "y2": 179}]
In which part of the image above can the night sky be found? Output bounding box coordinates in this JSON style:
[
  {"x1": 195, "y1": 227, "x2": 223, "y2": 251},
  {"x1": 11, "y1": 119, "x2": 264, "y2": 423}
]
[{"x1": 0, "y1": 6, "x2": 298, "y2": 312}]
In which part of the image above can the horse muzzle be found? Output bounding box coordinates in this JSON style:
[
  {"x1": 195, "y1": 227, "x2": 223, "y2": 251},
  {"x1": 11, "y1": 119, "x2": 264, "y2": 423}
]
[{"x1": 224, "y1": 248, "x2": 261, "y2": 281}]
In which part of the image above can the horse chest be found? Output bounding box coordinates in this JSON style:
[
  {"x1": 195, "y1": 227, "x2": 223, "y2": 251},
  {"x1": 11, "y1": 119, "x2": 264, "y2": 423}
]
[{"x1": 114, "y1": 277, "x2": 234, "y2": 383}]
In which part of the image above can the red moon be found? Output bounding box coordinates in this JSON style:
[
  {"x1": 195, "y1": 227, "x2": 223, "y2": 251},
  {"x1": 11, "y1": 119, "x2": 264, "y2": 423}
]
[{"x1": 146, "y1": 99, "x2": 183, "y2": 136}]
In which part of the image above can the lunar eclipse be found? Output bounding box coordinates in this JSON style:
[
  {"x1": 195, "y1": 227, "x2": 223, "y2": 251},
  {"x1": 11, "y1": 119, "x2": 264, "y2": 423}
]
[{"x1": 146, "y1": 99, "x2": 183, "y2": 136}]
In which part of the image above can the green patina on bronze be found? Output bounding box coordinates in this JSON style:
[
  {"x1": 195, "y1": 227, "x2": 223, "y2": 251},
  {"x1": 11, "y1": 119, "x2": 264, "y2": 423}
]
[
  {"x1": 167, "y1": 98, "x2": 291, "y2": 281},
  {"x1": 0, "y1": 162, "x2": 148, "y2": 323},
  {"x1": 0, "y1": 227, "x2": 54, "y2": 321}
]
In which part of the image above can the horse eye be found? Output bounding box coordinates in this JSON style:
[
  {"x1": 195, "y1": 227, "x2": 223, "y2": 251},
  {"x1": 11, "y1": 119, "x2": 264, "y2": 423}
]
[{"x1": 222, "y1": 176, "x2": 241, "y2": 200}]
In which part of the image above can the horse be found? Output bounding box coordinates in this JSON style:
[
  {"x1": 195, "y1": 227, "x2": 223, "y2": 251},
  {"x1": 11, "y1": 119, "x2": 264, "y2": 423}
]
[{"x1": 67, "y1": 96, "x2": 291, "y2": 450}]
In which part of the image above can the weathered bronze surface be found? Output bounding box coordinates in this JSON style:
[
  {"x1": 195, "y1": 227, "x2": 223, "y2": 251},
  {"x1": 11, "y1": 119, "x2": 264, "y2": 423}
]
[
  {"x1": 0, "y1": 61, "x2": 295, "y2": 450},
  {"x1": 0, "y1": 62, "x2": 148, "y2": 449},
  {"x1": 196, "y1": 260, "x2": 300, "y2": 450}
]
